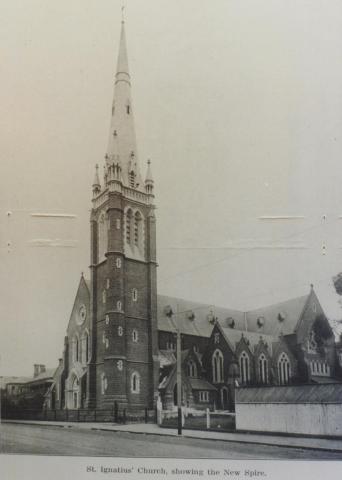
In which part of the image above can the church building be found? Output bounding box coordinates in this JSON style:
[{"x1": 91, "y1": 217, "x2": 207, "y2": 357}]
[{"x1": 46, "y1": 19, "x2": 342, "y2": 415}]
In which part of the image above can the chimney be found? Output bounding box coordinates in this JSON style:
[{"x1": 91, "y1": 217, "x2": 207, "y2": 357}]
[
  {"x1": 39, "y1": 364, "x2": 46, "y2": 374},
  {"x1": 58, "y1": 358, "x2": 63, "y2": 367},
  {"x1": 33, "y1": 364, "x2": 39, "y2": 377}
]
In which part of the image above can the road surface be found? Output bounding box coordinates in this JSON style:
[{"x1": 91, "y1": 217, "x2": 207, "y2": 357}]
[{"x1": 1, "y1": 423, "x2": 341, "y2": 459}]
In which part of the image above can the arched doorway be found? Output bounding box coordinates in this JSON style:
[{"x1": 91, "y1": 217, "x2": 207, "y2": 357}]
[{"x1": 70, "y1": 376, "x2": 80, "y2": 409}]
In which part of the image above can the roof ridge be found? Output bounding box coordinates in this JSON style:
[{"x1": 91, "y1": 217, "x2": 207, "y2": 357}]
[{"x1": 247, "y1": 293, "x2": 309, "y2": 313}]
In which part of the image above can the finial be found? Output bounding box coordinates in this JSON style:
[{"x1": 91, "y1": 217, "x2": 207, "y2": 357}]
[
  {"x1": 310, "y1": 283, "x2": 314, "y2": 290},
  {"x1": 121, "y1": 2, "x2": 125, "y2": 23},
  {"x1": 81, "y1": 271, "x2": 84, "y2": 277},
  {"x1": 92, "y1": 163, "x2": 101, "y2": 194}
]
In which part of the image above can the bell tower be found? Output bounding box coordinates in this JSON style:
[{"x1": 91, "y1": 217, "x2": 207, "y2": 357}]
[{"x1": 89, "y1": 19, "x2": 159, "y2": 411}]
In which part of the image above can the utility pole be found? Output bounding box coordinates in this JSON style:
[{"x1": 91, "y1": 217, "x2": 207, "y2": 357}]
[
  {"x1": 176, "y1": 304, "x2": 182, "y2": 435},
  {"x1": 168, "y1": 303, "x2": 214, "y2": 435}
]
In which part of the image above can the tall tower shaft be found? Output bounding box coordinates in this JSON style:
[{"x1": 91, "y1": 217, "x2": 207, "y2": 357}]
[{"x1": 88, "y1": 19, "x2": 159, "y2": 411}]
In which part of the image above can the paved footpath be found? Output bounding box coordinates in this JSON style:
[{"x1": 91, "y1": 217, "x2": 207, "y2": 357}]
[{"x1": 3, "y1": 420, "x2": 342, "y2": 453}]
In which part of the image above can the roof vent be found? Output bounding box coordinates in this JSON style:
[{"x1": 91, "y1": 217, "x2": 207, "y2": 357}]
[
  {"x1": 164, "y1": 305, "x2": 173, "y2": 317},
  {"x1": 278, "y1": 312, "x2": 286, "y2": 322},
  {"x1": 187, "y1": 310, "x2": 195, "y2": 321},
  {"x1": 257, "y1": 316, "x2": 265, "y2": 328},
  {"x1": 227, "y1": 317, "x2": 235, "y2": 329},
  {"x1": 207, "y1": 312, "x2": 216, "y2": 324}
]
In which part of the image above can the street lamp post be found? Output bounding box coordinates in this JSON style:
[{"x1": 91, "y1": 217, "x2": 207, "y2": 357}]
[
  {"x1": 167, "y1": 303, "x2": 215, "y2": 435},
  {"x1": 176, "y1": 304, "x2": 182, "y2": 435}
]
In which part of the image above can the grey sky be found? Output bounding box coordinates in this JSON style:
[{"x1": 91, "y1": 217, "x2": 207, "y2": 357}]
[{"x1": 1, "y1": 0, "x2": 342, "y2": 375}]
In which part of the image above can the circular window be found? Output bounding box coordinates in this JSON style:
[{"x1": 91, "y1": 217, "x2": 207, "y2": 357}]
[
  {"x1": 118, "y1": 326, "x2": 123, "y2": 336},
  {"x1": 77, "y1": 304, "x2": 87, "y2": 325}
]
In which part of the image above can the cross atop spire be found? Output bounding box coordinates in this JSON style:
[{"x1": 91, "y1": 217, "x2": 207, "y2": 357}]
[
  {"x1": 104, "y1": 16, "x2": 143, "y2": 189},
  {"x1": 116, "y1": 17, "x2": 130, "y2": 83}
]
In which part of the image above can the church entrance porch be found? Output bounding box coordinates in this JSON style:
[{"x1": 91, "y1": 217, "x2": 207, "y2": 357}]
[{"x1": 65, "y1": 365, "x2": 87, "y2": 409}]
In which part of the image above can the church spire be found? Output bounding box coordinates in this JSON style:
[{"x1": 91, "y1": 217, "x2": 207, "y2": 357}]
[
  {"x1": 145, "y1": 159, "x2": 154, "y2": 195},
  {"x1": 92, "y1": 164, "x2": 101, "y2": 196},
  {"x1": 105, "y1": 18, "x2": 142, "y2": 190}
]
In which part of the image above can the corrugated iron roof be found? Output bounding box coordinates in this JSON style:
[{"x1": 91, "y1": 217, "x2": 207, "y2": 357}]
[{"x1": 236, "y1": 384, "x2": 342, "y2": 404}]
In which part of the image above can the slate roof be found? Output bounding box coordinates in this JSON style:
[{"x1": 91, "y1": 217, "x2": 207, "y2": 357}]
[
  {"x1": 158, "y1": 350, "x2": 176, "y2": 367},
  {"x1": 219, "y1": 326, "x2": 275, "y2": 354},
  {"x1": 157, "y1": 294, "x2": 245, "y2": 338},
  {"x1": 157, "y1": 293, "x2": 312, "y2": 341},
  {"x1": 0, "y1": 376, "x2": 31, "y2": 388},
  {"x1": 236, "y1": 383, "x2": 342, "y2": 404},
  {"x1": 245, "y1": 294, "x2": 309, "y2": 337},
  {"x1": 189, "y1": 378, "x2": 217, "y2": 391},
  {"x1": 26, "y1": 368, "x2": 56, "y2": 384}
]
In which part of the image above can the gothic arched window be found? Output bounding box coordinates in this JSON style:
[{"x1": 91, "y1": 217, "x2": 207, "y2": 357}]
[
  {"x1": 239, "y1": 351, "x2": 250, "y2": 384},
  {"x1": 126, "y1": 209, "x2": 133, "y2": 244},
  {"x1": 71, "y1": 376, "x2": 80, "y2": 408},
  {"x1": 212, "y1": 349, "x2": 224, "y2": 383},
  {"x1": 131, "y1": 372, "x2": 140, "y2": 393},
  {"x1": 258, "y1": 353, "x2": 268, "y2": 384},
  {"x1": 308, "y1": 329, "x2": 318, "y2": 353},
  {"x1": 187, "y1": 360, "x2": 197, "y2": 378},
  {"x1": 71, "y1": 336, "x2": 79, "y2": 364},
  {"x1": 81, "y1": 331, "x2": 90, "y2": 365},
  {"x1": 101, "y1": 373, "x2": 107, "y2": 395},
  {"x1": 278, "y1": 352, "x2": 291, "y2": 385},
  {"x1": 134, "y1": 211, "x2": 142, "y2": 246}
]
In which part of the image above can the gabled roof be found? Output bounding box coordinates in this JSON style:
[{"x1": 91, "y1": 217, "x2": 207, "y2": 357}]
[
  {"x1": 26, "y1": 368, "x2": 56, "y2": 384},
  {"x1": 245, "y1": 294, "x2": 310, "y2": 337},
  {"x1": 158, "y1": 350, "x2": 176, "y2": 367},
  {"x1": 84, "y1": 278, "x2": 91, "y2": 293},
  {"x1": 157, "y1": 294, "x2": 245, "y2": 338},
  {"x1": 157, "y1": 292, "x2": 313, "y2": 340},
  {"x1": 219, "y1": 325, "x2": 274, "y2": 354}
]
